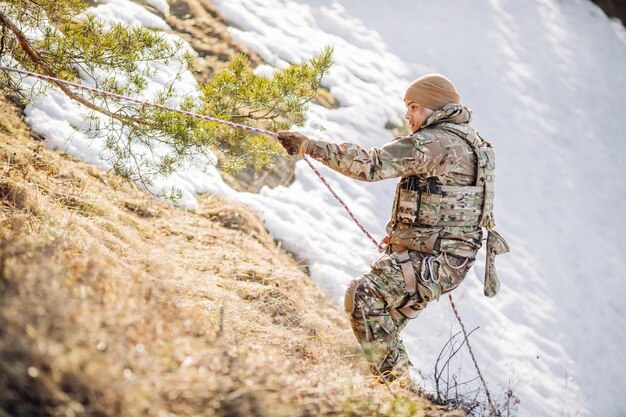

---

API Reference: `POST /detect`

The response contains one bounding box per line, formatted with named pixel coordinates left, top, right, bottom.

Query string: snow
left=11, top=0, right=626, bottom=416
left=214, top=1, right=626, bottom=416
left=88, top=0, right=169, bottom=29
left=144, top=0, right=170, bottom=16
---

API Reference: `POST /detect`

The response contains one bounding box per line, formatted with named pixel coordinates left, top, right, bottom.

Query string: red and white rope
left=0, top=65, right=382, bottom=250
left=448, top=294, right=499, bottom=416
left=301, top=156, right=383, bottom=251
left=0, top=66, right=273, bottom=137
left=0, top=65, right=495, bottom=412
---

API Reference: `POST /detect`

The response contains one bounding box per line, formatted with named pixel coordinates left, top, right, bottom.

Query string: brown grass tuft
left=123, top=199, right=160, bottom=218
left=0, top=179, right=40, bottom=214
left=197, top=195, right=267, bottom=237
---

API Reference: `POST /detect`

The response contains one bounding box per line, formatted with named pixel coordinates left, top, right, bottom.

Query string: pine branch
left=0, top=10, right=147, bottom=126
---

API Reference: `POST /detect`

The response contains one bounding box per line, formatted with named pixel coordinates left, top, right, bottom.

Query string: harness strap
left=393, top=250, right=422, bottom=319
left=439, top=123, right=496, bottom=229
left=395, top=250, right=416, bottom=295
left=397, top=304, right=421, bottom=319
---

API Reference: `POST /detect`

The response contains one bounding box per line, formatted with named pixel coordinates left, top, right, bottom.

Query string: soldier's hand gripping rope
left=277, top=131, right=313, bottom=156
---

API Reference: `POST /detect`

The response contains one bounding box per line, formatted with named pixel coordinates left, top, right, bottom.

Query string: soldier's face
left=404, top=100, right=431, bottom=132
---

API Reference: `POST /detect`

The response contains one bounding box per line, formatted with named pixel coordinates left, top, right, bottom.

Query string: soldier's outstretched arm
left=278, top=131, right=446, bottom=182
left=277, top=130, right=447, bottom=182
left=309, top=138, right=417, bottom=181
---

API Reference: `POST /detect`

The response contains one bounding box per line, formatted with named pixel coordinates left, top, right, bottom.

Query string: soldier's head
left=404, top=73, right=460, bottom=132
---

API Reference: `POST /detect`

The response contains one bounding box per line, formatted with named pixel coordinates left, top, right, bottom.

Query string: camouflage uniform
left=308, top=104, right=509, bottom=380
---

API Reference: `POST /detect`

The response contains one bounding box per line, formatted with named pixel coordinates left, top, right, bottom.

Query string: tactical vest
left=389, top=122, right=509, bottom=297
left=394, top=123, right=495, bottom=230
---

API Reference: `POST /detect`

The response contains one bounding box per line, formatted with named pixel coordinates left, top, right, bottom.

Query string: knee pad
left=344, top=279, right=360, bottom=314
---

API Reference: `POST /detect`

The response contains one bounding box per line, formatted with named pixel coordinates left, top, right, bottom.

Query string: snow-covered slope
left=214, top=1, right=626, bottom=416
left=12, top=0, right=626, bottom=415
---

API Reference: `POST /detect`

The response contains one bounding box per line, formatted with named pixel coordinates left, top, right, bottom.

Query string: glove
left=277, top=130, right=315, bottom=156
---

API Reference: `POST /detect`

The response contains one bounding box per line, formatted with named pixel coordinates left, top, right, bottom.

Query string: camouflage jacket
left=309, top=103, right=484, bottom=257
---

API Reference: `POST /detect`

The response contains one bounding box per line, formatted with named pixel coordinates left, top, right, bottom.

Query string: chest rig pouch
left=392, top=123, right=509, bottom=298
left=396, top=124, right=495, bottom=229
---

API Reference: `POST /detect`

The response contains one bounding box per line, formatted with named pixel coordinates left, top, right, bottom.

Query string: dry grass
left=0, top=97, right=464, bottom=416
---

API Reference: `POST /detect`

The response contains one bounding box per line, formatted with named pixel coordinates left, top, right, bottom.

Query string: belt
left=391, top=239, right=476, bottom=260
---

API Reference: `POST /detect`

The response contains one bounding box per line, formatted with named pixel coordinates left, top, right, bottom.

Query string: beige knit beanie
left=404, top=73, right=460, bottom=110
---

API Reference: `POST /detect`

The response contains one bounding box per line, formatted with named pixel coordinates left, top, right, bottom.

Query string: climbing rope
left=0, top=65, right=383, bottom=250
left=300, top=156, right=383, bottom=251
left=448, top=294, right=499, bottom=416
left=0, top=65, right=496, bottom=414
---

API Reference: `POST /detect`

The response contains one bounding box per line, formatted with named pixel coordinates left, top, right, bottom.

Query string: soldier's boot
left=371, top=337, right=411, bottom=382
left=345, top=275, right=413, bottom=378
left=350, top=304, right=411, bottom=379
left=392, top=372, right=421, bottom=394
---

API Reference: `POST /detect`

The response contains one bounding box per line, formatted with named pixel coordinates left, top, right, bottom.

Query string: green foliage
left=0, top=0, right=333, bottom=199
left=202, top=48, right=333, bottom=171
left=2, top=0, right=87, bottom=24
left=40, top=16, right=188, bottom=89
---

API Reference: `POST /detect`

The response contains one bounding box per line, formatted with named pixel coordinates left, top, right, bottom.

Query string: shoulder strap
left=438, top=123, right=495, bottom=229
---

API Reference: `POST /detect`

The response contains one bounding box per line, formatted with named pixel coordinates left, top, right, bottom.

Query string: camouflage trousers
left=344, top=250, right=474, bottom=381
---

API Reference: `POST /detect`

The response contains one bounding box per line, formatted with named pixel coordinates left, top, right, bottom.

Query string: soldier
left=277, top=74, right=509, bottom=382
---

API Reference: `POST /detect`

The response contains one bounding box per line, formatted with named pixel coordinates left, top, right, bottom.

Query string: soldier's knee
left=344, top=278, right=361, bottom=314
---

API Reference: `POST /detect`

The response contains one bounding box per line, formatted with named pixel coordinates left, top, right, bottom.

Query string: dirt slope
left=0, top=96, right=465, bottom=416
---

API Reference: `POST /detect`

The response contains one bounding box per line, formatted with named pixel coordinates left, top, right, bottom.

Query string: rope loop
left=444, top=252, right=470, bottom=270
